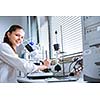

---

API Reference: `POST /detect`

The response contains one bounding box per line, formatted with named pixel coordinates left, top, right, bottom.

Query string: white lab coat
left=0, top=43, right=38, bottom=83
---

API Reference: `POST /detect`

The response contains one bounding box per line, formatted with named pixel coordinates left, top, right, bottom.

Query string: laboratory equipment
left=25, top=42, right=34, bottom=52
left=27, top=71, right=54, bottom=79
left=82, top=16, right=100, bottom=82
left=68, top=57, right=83, bottom=76
left=24, top=42, right=42, bottom=64
left=53, top=30, right=62, bottom=72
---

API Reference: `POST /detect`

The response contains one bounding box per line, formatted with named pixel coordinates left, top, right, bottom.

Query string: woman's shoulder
left=0, top=42, right=10, bottom=48
left=0, top=43, right=15, bottom=55
left=0, top=43, right=12, bottom=52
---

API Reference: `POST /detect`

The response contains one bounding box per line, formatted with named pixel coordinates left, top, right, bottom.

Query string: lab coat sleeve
left=0, top=43, right=39, bottom=74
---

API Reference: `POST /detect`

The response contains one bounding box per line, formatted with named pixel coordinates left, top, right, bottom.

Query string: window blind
left=50, top=16, right=83, bottom=57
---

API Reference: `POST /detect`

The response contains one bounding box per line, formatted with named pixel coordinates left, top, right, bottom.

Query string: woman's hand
left=43, top=59, right=50, bottom=67
left=38, top=59, right=50, bottom=71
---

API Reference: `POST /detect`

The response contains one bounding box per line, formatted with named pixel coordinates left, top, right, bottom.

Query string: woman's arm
left=0, top=43, right=35, bottom=74
left=0, top=43, right=50, bottom=74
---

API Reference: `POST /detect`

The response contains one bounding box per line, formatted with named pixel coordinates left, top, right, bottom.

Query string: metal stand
left=60, top=25, right=65, bottom=76
left=53, top=31, right=61, bottom=72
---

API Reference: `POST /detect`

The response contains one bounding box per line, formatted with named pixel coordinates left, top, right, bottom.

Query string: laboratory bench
left=17, top=73, right=86, bottom=83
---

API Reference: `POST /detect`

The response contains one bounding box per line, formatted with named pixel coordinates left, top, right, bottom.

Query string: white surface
left=17, top=77, right=46, bottom=83
left=27, top=71, right=53, bottom=77
left=17, top=76, right=86, bottom=83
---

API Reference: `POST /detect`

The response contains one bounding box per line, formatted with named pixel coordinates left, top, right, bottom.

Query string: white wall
left=0, top=16, right=28, bottom=42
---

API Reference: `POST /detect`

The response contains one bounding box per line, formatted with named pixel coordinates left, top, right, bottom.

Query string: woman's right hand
left=38, top=65, right=48, bottom=71
left=38, top=59, right=50, bottom=71
left=43, top=59, right=50, bottom=67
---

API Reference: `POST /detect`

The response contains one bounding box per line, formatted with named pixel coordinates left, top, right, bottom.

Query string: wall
left=0, top=16, right=28, bottom=42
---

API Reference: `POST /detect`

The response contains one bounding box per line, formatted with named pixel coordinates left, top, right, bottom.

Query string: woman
left=0, top=25, right=49, bottom=83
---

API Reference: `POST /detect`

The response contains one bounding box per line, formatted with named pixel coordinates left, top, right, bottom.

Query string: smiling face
left=7, top=29, right=25, bottom=49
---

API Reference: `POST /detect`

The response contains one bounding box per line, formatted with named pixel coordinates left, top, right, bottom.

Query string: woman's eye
left=21, top=36, right=24, bottom=39
left=15, top=34, right=24, bottom=39
left=16, top=34, right=19, bottom=36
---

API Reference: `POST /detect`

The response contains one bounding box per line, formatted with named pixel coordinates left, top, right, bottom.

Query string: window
left=50, top=16, right=83, bottom=58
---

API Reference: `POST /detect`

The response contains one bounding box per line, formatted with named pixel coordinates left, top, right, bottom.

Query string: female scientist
left=0, top=25, right=49, bottom=83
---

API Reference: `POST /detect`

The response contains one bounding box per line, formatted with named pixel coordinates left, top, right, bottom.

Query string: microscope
left=25, top=42, right=42, bottom=64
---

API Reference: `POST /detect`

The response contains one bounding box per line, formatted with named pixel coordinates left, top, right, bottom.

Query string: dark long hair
left=3, top=25, right=24, bottom=52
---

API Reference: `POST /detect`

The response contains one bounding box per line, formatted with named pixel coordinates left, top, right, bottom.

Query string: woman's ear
left=7, top=32, right=11, bottom=38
